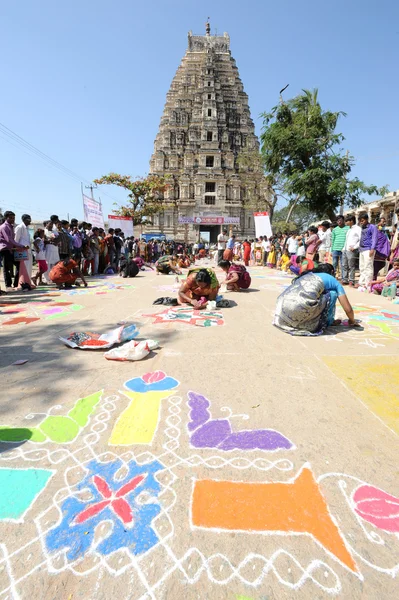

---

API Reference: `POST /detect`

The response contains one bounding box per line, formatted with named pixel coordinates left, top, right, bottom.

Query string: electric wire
left=0, top=121, right=121, bottom=205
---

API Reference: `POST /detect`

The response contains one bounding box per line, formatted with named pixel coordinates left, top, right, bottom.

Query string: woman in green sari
left=178, top=267, right=220, bottom=308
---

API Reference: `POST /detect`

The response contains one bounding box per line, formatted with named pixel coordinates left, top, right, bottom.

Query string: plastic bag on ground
left=104, top=339, right=159, bottom=361
left=60, top=324, right=139, bottom=349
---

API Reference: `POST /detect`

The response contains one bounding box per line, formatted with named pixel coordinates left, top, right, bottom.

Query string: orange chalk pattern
left=3, top=317, right=40, bottom=326
left=191, top=465, right=357, bottom=573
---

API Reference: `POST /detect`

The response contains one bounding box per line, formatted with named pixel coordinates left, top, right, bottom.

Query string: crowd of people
left=1, top=210, right=398, bottom=336
left=0, top=211, right=203, bottom=292
left=214, top=215, right=399, bottom=298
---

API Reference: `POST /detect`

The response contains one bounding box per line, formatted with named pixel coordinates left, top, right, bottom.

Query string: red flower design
left=74, top=474, right=146, bottom=525
left=142, top=371, right=166, bottom=385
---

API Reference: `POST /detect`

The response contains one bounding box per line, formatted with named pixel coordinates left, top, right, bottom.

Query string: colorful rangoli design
left=0, top=371, right=398, bottom=598
left=0, top=300, right=83, bottom=326
left=46, top=458, right=163, bottom=560
left=144, top=306, right=224, bottom=327
left=187, top=391, right=294, bottom=451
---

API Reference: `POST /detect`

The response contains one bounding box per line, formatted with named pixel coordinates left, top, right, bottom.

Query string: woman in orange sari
left=177, top=252, right=191, bottom=269
left=242, top=239, right=251, bottom=266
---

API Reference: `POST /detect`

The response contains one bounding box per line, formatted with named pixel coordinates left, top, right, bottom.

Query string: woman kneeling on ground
left=273, top=264, right=358, bottom=336
left=177, top=252, right=191, bottom=269
left=178, top=267, right=219, bottom=308
left=49, top=258, right=87, bottom=289
left=155, top=254, right=182, bottom=275
left=369, top=259, right=399, bottom=298
left=219, top=260, right=251, bottom=291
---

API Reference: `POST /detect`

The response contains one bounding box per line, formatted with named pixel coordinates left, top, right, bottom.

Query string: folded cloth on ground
left=60, top=324, right=138, bottom=349
left=104, top=339, right=159, bottom=361
left=216, top=299, right=230, bottom=308
left=153, top=297, right=179, bottom=306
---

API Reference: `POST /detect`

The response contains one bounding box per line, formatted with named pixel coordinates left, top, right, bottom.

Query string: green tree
left=272, top=204, right=318, bottom=233
left=260, top=89, right=388, bottom=221
left=93, top=173, right=171, bottom=226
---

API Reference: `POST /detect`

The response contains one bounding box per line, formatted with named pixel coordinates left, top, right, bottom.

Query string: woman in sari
left=305, top=226, right=320, bottom=260
left=98, top=231, right=107, bottom=274
left=273, top=264, right=358, bottom=336
left=242, top=239, right=251, bottom=266
left=177, top=252, right=191, bottom=269
left=219, top=260, right=251, bottom=291
left=267, top=240, right=277, bottom=268
left=178, top=267, right=219, bottom=308
left=155, top=254, right=181, bottom=275
left=369, top=259, right=399, bottom=297
left=390, top=224, right=399, bottom=262
left=289, top=255, right=317, bottom=276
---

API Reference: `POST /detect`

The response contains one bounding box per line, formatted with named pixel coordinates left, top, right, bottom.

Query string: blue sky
left=1, top=0, right=398, bottom=223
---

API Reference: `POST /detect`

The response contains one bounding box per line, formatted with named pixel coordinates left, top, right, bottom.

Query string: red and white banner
left=108, top=215, right=134, bottom=237
left=253, top=211, right=273, bottom=239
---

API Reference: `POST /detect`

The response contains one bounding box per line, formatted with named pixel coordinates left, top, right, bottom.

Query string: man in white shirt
left=217, top=229, right=227, bottom=265
left=287, top=234, right=298, bottom=255
left=342, top=215, right=361, bottom=286
left=14, top=214, right=33, bottom=277
left=318, top=221, right=332, bottom=264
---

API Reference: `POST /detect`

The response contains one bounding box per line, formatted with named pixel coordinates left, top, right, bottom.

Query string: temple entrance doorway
left=199, top=225, right=219, bottom=244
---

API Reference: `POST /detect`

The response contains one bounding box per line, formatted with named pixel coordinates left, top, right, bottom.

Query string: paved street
left=0, top=265, right=398, bottom=599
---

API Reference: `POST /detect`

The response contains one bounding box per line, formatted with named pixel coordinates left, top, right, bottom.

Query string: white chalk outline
left=0, top=379, right=397, bottom=598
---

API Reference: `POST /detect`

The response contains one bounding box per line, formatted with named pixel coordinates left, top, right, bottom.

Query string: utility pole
left=85, top=184, right=97, bottom=200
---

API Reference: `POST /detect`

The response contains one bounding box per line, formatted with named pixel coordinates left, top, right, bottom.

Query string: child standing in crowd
left=267, top=238, right=277, bottom=268
left=32, top=229, right=48, bottom=286
left=277, top=248, right=290, bottom=272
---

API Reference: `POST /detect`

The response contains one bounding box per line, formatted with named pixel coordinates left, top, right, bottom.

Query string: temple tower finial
left=205, top=17, right=210, bottom=36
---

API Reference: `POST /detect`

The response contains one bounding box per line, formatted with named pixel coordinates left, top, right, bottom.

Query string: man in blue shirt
left=357, top=213, right=378, bottom=289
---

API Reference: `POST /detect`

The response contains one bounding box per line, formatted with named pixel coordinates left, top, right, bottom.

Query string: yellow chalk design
left=323, top=356, right=399, bottom=435
left=109, top=390, right=171, bottom=445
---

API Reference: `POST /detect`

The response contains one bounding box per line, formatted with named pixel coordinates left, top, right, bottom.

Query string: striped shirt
left=58, top=230, right=71, bottom=256
left=331, top=225, right=349, bottom=251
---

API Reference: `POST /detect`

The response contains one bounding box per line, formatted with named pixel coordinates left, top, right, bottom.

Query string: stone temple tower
left=148, top=22, right=268, bottom=243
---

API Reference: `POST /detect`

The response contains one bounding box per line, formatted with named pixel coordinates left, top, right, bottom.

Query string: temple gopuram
left=148, top=21, right=269, bottom=242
